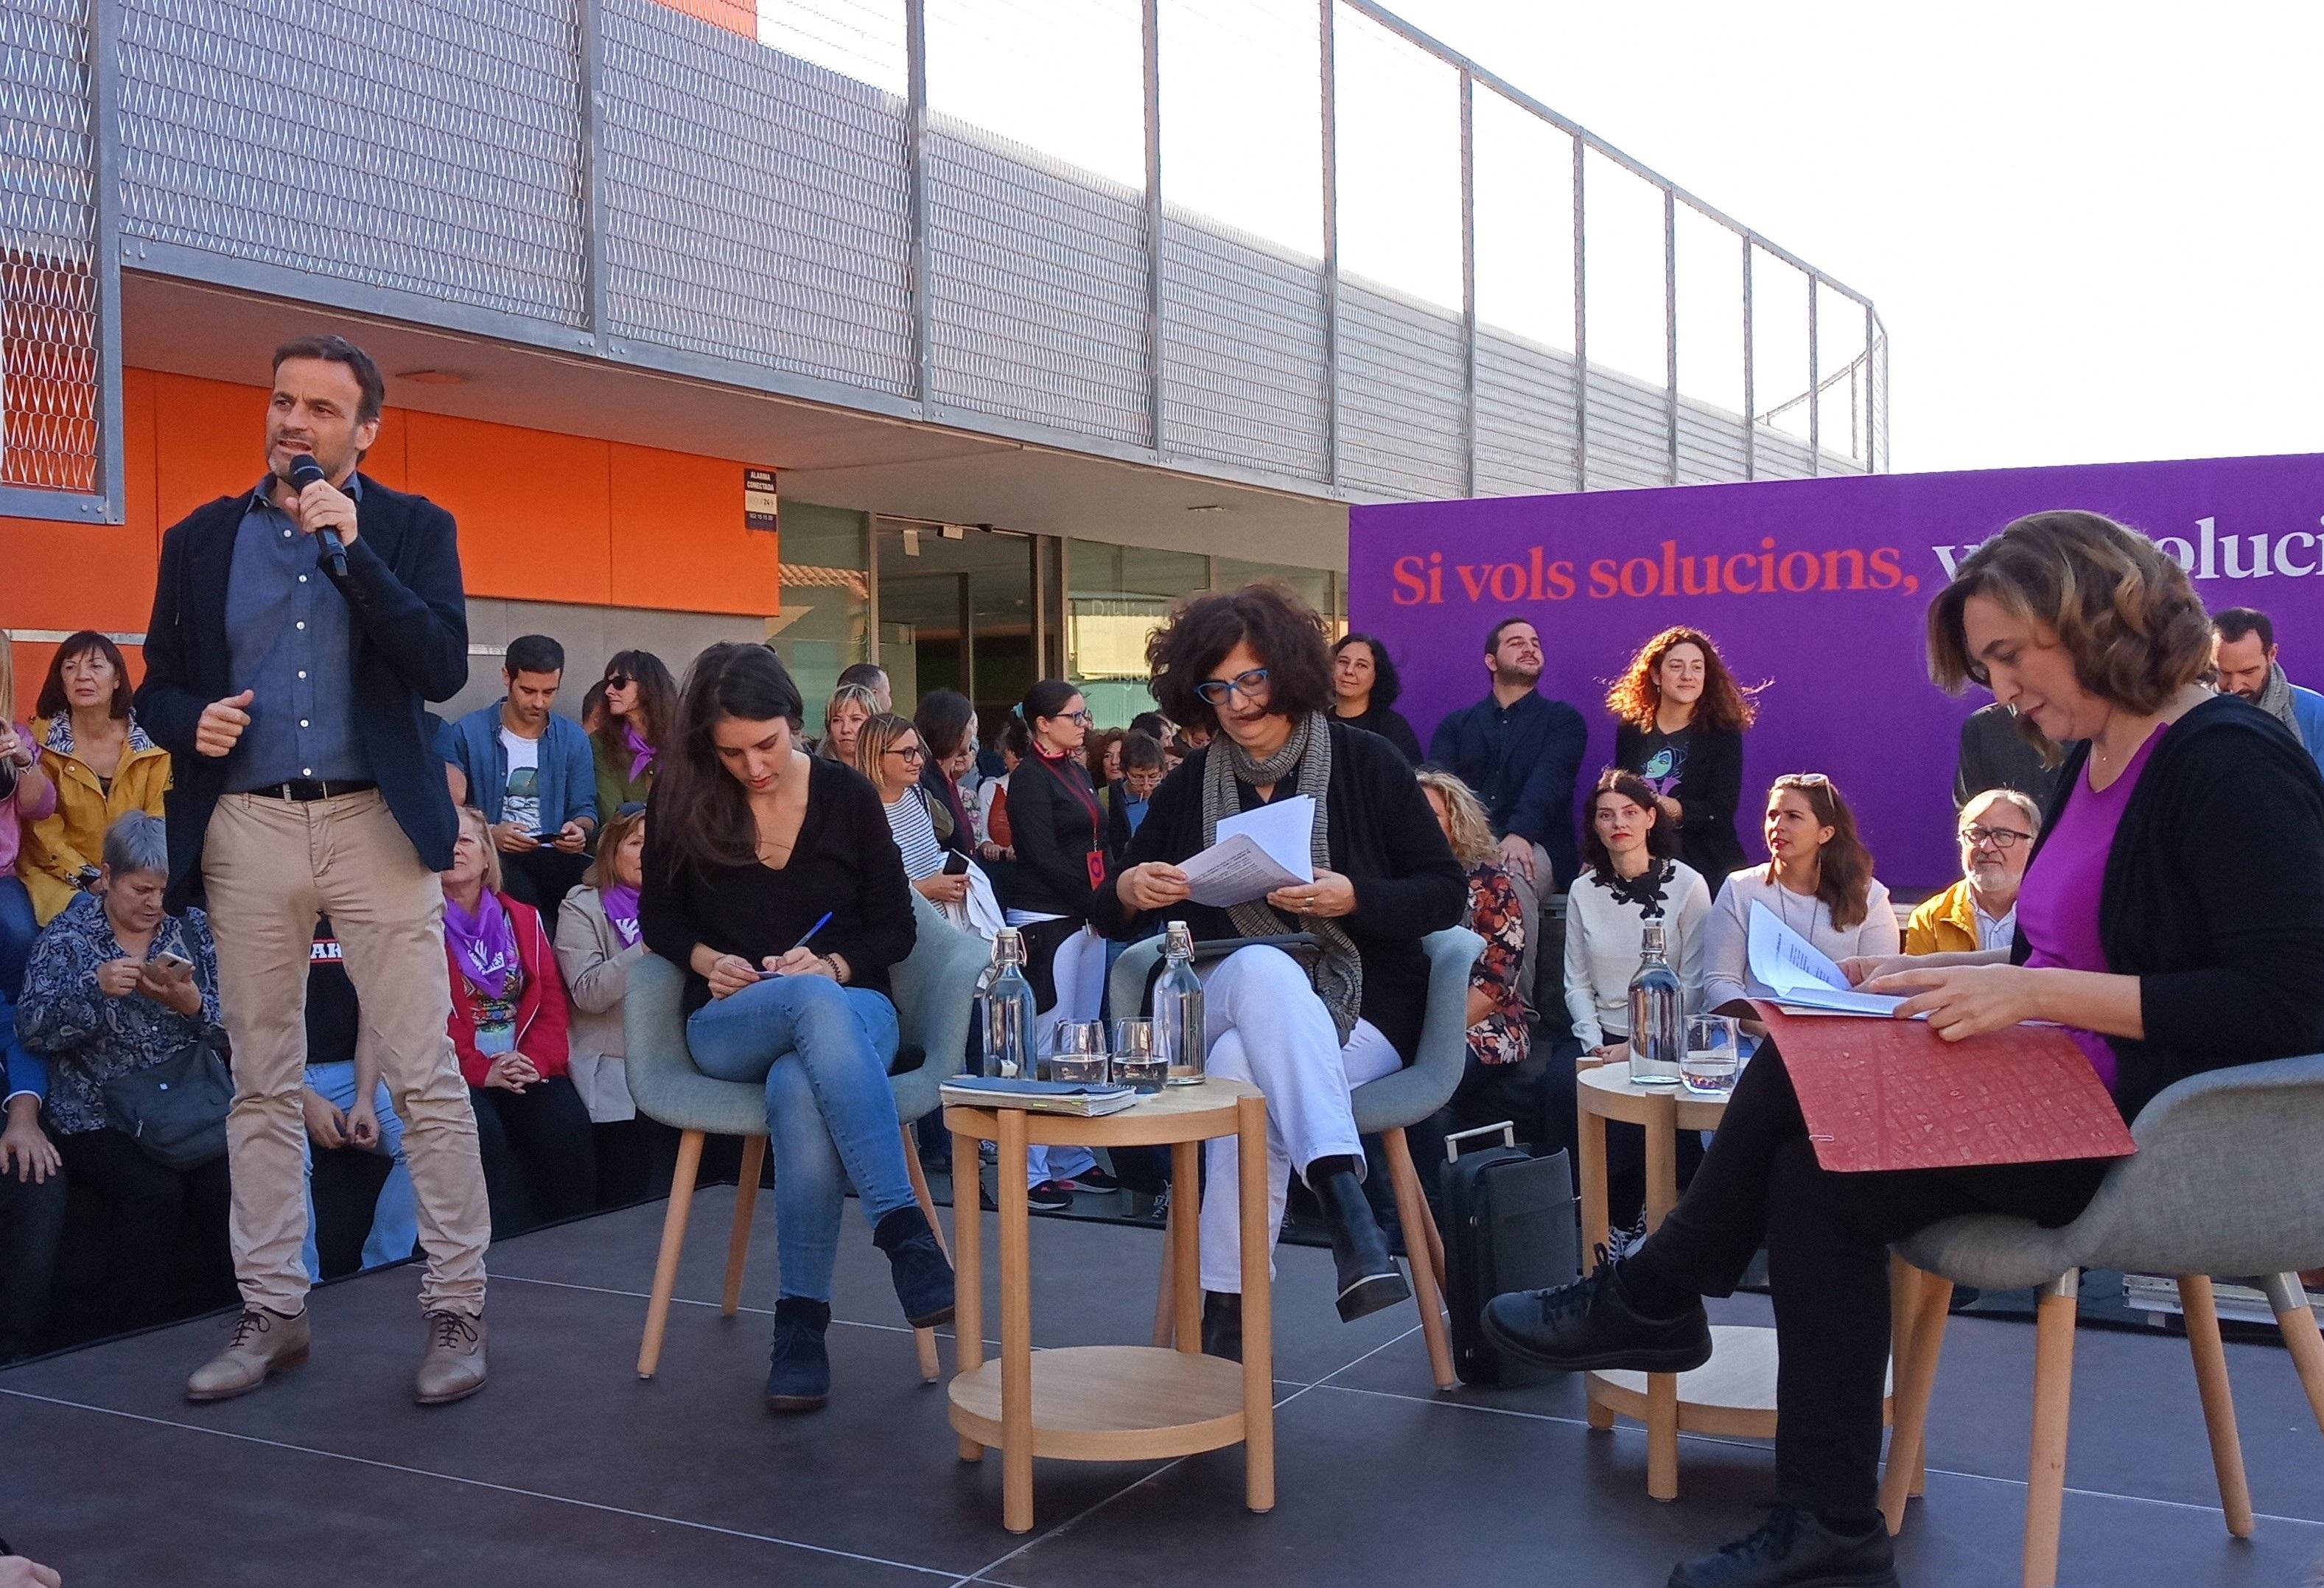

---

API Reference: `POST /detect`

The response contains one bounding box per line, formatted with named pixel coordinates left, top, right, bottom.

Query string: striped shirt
left=883, top=788, right=947, bottom=881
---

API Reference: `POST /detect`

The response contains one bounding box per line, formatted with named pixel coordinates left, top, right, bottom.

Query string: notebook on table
left=940, top=1077, right=1141, bottom=1117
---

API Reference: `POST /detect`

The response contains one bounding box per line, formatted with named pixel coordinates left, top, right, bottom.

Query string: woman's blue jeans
left=686, top=974, right=914, bottom=1304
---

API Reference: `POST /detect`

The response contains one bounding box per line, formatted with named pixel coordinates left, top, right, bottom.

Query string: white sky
left=763, top=0, right=2324, bottom=476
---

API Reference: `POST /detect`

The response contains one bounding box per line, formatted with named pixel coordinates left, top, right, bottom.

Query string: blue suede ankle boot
left=764, top=1296, right=831, bottom=1414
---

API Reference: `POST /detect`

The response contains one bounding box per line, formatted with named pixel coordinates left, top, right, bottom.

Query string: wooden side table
left=1575, top=1063, right=1896, bottom=1501
left=945, top=1077, right=1275, bottom=1535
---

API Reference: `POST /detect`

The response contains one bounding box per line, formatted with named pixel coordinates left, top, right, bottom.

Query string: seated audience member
left=300, top=917, right=418, bottom=1280
left=1701, top=774, right=1899, bottom=1021
left=1906, top=789, right=2040, bottom=955
left=815, top=682, right=878, bottom=767
left=640, top=643, right=952, bottom=1414
left=1413, top=768, right=1533, bottom=1133
left=837, top=660, right=893, bottom=713
left=1953, top=699, right=2060, bottom=811
left=913, top=689, right=981, bottom=862
left=1486, top=509, right=2324, bottom=1587
left=1103, top=731, right=1166, bottom=866
left=2212, top=606, right=2324, bottom=770
left=1, top=1027, right=66, bottom=1361
left=1329, top=632, right=1425, bottom=765
left=589, top=649, right=676, bottom=825
left=858, top=715, right=973, bottom=917
left=556, top=806, right=673, bottom=1209
left=1103, top=584, right=1465, bottom=1361
left=0, top=632, right=58, bottom=998
left=448, top=635, right=598, bottom=916
left=438, top=805, right=596, bottom=1235
left=1608, top=626, right=1753, bottom=887
left=19, top=632, right=171, bottom=926
left=15, top=814, right=232, bottom=1330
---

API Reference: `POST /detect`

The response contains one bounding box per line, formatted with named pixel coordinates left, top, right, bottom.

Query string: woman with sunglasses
left=590, top=651, right=676, bottom=828
left=1104, top=584, right=1466, bottom=1357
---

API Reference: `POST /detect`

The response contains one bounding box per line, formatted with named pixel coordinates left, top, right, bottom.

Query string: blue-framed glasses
left=1194, top=667, right=1271, bottom=706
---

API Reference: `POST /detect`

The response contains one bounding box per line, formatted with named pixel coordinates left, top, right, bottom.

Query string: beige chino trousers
left=203, top=790, right=489, bottom=1317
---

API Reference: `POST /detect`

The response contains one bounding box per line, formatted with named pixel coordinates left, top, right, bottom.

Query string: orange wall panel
left=153, top=371, right=268, bottom=528
left=0, top=367, right=161, bottom=637
left=404, top=411, right=613, bottom=606
left=609, top=443, right=780, bottom=617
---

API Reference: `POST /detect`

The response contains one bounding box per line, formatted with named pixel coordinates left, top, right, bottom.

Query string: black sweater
left=640, top=757, right=917, bottom=1018
left=1004, top=749, right=1107, bottom=923
left=1614, top=721, right=1747, bottom=884
left=1097, top=721, right=1467, bottom=1061
left=2012, top=694, right=2324, bottom=1123
left=1333, top=702, right=1424, bottom=766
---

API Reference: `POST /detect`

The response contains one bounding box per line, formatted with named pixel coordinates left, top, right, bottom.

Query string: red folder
left=1751, top=1004, right=2138, bottom=1174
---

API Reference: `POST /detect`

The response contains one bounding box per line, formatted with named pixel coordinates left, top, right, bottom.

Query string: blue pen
left=791, top=912, right=834, bottom=954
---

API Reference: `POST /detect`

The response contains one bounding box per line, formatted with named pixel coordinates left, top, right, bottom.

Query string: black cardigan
left=1333, top=701, right=1424, bottom=766
left=137, top=475, right=468, bottom=910
left=640, top=757, right=917, bottom=1018
left=2012, top=694, right=2324, bottom=1122
left=1004, top=749, right=1107, bottom=923
left=1614, top=720, right=1746, bottom=885
left=1097, top=721, right=1467, bottom=1061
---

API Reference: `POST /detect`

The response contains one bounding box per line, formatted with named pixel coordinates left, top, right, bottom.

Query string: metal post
left=1570, top=136, right=1586, bottom=492
left=91, top=0, right=126, bottom=524
left=1864, top=301, right=1878, bottom=472
left=1458, top=71, right=1476, bottom=498
left=1807, top=276, right=1820, bottom=477
left=1142, top=0, right=1166, bottom=458
left=576, top=0, right=610, bottom=355
left=906, top=0, right=935, bottom=419
left=1320, top=0, right=1340, bottom=493
left=1662, top=185, right=1678, bottom=487
left=1740, top=236, right=1754, bottom=482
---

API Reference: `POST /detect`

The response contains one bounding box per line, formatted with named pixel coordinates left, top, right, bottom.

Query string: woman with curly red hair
left=1606, top=626, right=1754, bottom=886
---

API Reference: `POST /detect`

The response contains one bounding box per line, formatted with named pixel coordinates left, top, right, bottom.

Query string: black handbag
left=103, top=1039, right=233, bottom=1171
left=1440, top=1124, right=1580, bottom=1386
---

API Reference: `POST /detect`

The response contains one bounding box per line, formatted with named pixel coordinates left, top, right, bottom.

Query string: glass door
left=873, top=522, right=1037, bottom=730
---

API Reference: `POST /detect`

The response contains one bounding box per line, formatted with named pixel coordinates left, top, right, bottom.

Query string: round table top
left=1577, top=1060, right=1734, bottom=1131
left=944, top=1075, right=1262, bottom=1148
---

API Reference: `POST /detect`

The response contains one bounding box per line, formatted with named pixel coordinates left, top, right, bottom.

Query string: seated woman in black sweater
left=1487, top=511, right=2324, bottom=1588
left=1103, top=585, right=1467, bottom=1357
left=638, top=643, right=953, bottom=1415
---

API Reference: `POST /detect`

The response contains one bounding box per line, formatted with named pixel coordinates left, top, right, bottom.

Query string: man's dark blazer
left=136, top=473, right=469, bottom=911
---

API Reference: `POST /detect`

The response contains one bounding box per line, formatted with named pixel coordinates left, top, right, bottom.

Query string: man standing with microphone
left=138, top=334, right=494, bottom=1405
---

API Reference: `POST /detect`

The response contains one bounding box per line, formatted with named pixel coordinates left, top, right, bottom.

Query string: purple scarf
left=622, top=723, right=655, bottom=784
left=446, top=889, right=520, bottom=999
left=600, top=883, right=642, bottom=947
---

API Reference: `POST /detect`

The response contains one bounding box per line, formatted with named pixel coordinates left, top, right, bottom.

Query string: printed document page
left=1180, top=795, right=1316, bottom=909
left=1746, top=901, right=1911, bottom=1017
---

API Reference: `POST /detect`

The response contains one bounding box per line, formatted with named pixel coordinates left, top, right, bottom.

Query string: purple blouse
left=2016, top=725, right=2167, bottom=1090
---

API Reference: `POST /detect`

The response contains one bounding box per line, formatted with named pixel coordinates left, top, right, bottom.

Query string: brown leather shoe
left=415, top=1309, right=487, bottom=1405
left=186, top=1309, right=311, bottom=1402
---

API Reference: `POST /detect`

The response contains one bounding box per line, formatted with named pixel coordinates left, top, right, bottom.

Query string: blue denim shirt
left=223, top=475, right=373, bottom=790
left=447, top=702, right=598, bottom=833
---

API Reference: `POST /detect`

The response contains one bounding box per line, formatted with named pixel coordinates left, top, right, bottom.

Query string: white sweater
left=1700, top=868, right=1900, bottom=1014
left=1561, top=860, right=1715, bottom=1049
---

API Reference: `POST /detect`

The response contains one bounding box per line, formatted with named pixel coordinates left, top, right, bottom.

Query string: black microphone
left=287, top=454, right=349, bottom=579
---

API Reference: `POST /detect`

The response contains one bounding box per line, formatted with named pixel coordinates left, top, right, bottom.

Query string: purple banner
left=1351, top=452, right=2324, bottom=889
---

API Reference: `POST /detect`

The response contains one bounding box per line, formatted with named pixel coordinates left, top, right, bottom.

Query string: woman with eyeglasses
left=1104, top=584, right=1466, bottom=1360
left=855, top=713, right=970, bottom=914
left=590, top=650, right=676, bottom=829
left=1698, top=772, right=1898, bottom=1024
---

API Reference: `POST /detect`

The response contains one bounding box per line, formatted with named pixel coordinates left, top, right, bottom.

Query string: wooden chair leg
left=2177, top=1276, right=2253, bottom=1538
left=2263, top=1273, right=2324, bottom=1436
left=637, top=1129, right=705, bottom=1380
left=2021, top=1270, right=2079, bottom=1588
left=1382, top=1127, right=1455, bottom=1391
left=1880, top=1267, right=1954, bottom=1534
left=914, top=1325, right=940, bottom=1383
left=900, top=1123, right=952, bottom=1262
left=722, top=1135, right=766, bottom=1318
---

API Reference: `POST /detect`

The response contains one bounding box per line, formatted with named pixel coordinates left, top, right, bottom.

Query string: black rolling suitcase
left=1440, top=1124, right=1580, bottom=1386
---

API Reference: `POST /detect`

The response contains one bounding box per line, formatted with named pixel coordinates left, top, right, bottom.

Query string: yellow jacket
left=1903, top=879, right=1983, bottom=956
left=17, top=715, right=173, bottom=924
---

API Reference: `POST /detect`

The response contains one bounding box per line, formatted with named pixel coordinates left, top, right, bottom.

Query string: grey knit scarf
left=2255, top=661, right=2302, bottom=736
left=1201, top=711, right=1362, bottom=1045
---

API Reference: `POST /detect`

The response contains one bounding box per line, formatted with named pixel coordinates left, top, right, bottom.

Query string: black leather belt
left=248, top=779, right=377, bottom=802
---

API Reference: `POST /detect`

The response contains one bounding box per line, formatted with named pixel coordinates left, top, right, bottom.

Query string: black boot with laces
left=1478, top=1247, right=1712, bottom=1374
left=1667, top=1504, right=1898, bottom=1588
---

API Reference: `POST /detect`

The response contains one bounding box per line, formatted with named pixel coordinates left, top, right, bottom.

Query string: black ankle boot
left=1200, top=1291, right=1242, bottom=1363
left=1307, top=1155, right=1411, bottom=1323
left=1667, top=1504, right=1897, bottom=1587
left=765, top=1297, right=831, bottom=1414
left=872, top=1205, right=956, bottom=1329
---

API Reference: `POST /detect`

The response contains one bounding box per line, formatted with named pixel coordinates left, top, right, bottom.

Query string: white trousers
left=1029, top=926, right=1107, bottom=1186
left=1199, top=945, right=1401, bottom=1293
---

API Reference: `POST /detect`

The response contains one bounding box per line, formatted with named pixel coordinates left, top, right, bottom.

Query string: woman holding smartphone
left=641, top=643, right=951, bottom=1413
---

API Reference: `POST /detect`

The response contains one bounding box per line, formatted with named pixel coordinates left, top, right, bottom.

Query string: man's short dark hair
left=1120, top=730, right=1164, bottom=770
left=838, top=662, right=888, bottom=692
left=504, top=634, right=565, bottom=677
left=1129, top=710, right=1169, bottom=741
left=272, top=335, right=386, bottom=426
left=2213, top=607, right=2274, bottom=650
left=1485, top=616, right=1535, bottom=655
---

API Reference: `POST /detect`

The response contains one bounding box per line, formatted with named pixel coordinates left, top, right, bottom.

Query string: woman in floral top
left=1415, top=769, right=1530, bottom=1071
left=15, top=812, right=231, bottom=1327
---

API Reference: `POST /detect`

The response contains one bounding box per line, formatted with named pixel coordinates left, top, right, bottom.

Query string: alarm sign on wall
left=744, top=467, right=779, bottom=534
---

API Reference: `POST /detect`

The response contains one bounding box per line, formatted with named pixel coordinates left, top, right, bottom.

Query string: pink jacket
left=1, top=721, right=60, bottom=876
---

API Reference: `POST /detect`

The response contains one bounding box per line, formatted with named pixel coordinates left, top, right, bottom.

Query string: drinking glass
left=1050, top=1021, right=1110, bottom=1085
left=1681, top=1015, right=1741, bottom=1098
left=1110, top=1018, right=1166, bottom=1094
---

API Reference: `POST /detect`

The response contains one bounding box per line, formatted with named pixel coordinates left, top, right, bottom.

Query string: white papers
left=1745, top=901, right=1911, bottom=1018
left=1180, top=795, right=1316, bottom=908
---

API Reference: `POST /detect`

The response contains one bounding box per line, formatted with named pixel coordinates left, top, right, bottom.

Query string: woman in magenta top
left=1480, top=511, right=2324, bottom=1588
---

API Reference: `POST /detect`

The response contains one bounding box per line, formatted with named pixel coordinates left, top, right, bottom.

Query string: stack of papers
left=941, top=1077, right=1141, bottom=1117
left=1745, top=902, right=1912, bottom=1017
left=1178, top=795, right=1316, bottom=909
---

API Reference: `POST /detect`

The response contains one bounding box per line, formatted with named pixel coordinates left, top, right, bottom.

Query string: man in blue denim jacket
left=447, top=634, right=597, bottom=914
